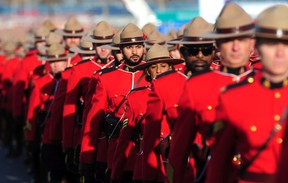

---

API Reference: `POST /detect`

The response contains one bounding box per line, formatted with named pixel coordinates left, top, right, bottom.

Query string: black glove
left=64, top=148, right=78, bottom=174
left=79, top=163, right=95, bottom=183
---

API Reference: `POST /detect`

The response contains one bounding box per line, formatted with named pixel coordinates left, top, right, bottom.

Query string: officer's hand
left=79, top=163, right=95, bottom=182
left=64, top=148, right=78, bottom=174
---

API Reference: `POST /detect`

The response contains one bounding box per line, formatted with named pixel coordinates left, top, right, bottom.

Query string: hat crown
left=183, top=16, right=214, bottom=38
left=166, top=29, right=178, bottom=42
left=120, top=23, right=144, bottom=41
left=64, top=17, right=83, bottom=31
left=42, top=19, right=56, bottom=32
left=3, top=40, right=17, bottom=53
left=142, top=23, right=158, bottom=36
left=47, top=43, right=65, bottom=56
left=146, top=30, right=166, bottom=44
left=80, top=39, right=93, bottom=49
left=256, top=5, right=288, bottom=31
left=146, top=44, right=170, bottom=61
left=35, top=26, right=50, bottom=38
left=46, top=32, right=63, bottom=45
left=92, top=21, right=114, bottom=38
left=216, top=3, right=253, bottom=29
left=112, top=29, right=122, bottom=44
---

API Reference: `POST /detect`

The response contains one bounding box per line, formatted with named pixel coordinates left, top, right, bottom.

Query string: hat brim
left=55, top=29, right=86, bottom=37
left=69, top=46, right=96, bottom=54
left=255, top=33, right=288, bottom=40
left=100, top=44, right=120, bottom=50
left=201, top=29, right=255, bottom=39
left=82, top=35, right=113, bottom=44
left=169, top=40, right=215, bottom=45
left=119, top=40, right=144, bottom=45
left=39, top=53, right=74, bottom=62
left=134, top=58, right=184, bottom=70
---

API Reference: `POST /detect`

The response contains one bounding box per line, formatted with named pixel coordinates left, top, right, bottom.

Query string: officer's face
left=36, top=41, right=46, bottom=56
left=147, top=62, right=172, bottom=79
left=169, top=48, right=182, bottom=59
left=217, top=36, right=255, bottom=68
left=180, top=44, right=214, bottom=72
left=65, top=37, right=81, bottom=49
left=258, top=39, right=288, bottom=80
left=95, top=46, right=112, bottom=59
left=49, top=60, right=67, bottom=74
left=122, top=43, right=144, bottom=66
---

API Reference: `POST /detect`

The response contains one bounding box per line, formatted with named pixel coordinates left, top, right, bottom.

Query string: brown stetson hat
left=40, top=43, right=73, bottom=62
left=120, top=23, right=144, bottom=45
left=202, top=3, right=254, bottom=39
left=100, top=29, right=122, bottom=50
left=70, top=38, right=96, bottom=54
left=55, top=17, right=85, bottom=37
left=34, top=26, right=50, bottom=43
left=38, top=32, right=63, bottom=51
left=142, top=23, right=158, bottom=37
left=170, top=17, right=214, bottom=45
left=255, top=5, right=288, bottom=40
left=83, top=21, right=114, bottom=44
left=3, top=40, right=17, bottom=54
left=41, top=19, right=57, bottom=32
left=145, top=30, right=166, bottom=49
left=165, top=29, right=178, bottom=51
left=134, top=44, right=184, bottom=70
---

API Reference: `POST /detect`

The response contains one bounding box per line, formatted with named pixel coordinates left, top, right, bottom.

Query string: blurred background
left=0, top=0, right=287, bottom=41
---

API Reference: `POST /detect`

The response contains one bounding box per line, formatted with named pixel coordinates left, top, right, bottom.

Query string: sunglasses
left=185, top=46, right=214, bottom=56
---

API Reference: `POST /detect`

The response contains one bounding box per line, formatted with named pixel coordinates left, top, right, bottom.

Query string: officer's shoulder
left=222, top=72, right=256, bottom=94
left=188, top=69, right=212, bottom=80
left=95, top=66, right=118, bottom=76
left=74, top=59, right=91, bottom=66
left=130, top=85, right=150, bottom=93
left=155, top=70, right=177, bottom=79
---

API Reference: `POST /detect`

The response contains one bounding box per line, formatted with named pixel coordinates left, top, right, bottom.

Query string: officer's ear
left=145, top=68, right=150, bottom=76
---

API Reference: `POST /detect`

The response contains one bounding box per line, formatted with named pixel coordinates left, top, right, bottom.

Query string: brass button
left=207, top=105, right=212, bottom=110
left=276, top=138, right=283, bottom=144
left=250, top=125, right=257, bottom=132
left=174, top=104, right=178, bottom=107
left=275, top=92, right=281, bottom=99
left=232, top=77, right=237, bottom=82
left=247, top=77, right=254, bottom=83
left=274, top=115, right=280, bottom=121
left=161, top=132, right=164, bottom=136
left=44, top=93, right=48, bottom=96
left=115, top=94, right=118, bottom=97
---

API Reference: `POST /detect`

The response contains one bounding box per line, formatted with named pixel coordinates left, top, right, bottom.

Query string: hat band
left=35, top=36, right=46, bottom=40
left=182, top=36, right=214, bottom=42
left=148, top=56, right=171, bottom=62
left=80, top=46, right=94, bottom=51
left=64, top=29, right=84, bottom=34
left=92, top=34, right=114, bottom=40
left=47, top=53, right=67, bottom=59
left=121, top=37, right=144, bottom=43
left=216, top=23, right=254, bottom=34
left=145, top=41, right=166, bottom=46
left=256, top=27, right=288, bottom=37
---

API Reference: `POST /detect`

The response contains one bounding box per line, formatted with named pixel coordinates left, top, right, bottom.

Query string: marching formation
left=0, top=2, right=288, bottom=183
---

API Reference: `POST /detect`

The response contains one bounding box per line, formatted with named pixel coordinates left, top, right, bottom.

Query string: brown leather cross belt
left=239, top=172, right=274, bottom=183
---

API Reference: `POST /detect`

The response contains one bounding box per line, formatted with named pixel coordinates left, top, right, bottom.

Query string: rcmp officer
left=1, top=40, right=22, bottom=157
left=206, top=4, right=288, bottom=183
left=167, top=3, right=255, bottom=183
left=80, top=23, right=150, bottom=182
left=111, top=44, right=184, bottom=183
left=61, top=21, right=115, bottom=182
left=169, top=16, right=216, bottom=77
left=26, top=43, right=73, bottom=183
left=56, top=17, right=85, bottom=67
left=138, top=45, right=187, bottom=182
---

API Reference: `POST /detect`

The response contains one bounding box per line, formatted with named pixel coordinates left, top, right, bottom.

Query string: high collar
left=261, top=77, right=288, bottom=89
left=220, top=65, right=248, bottom=75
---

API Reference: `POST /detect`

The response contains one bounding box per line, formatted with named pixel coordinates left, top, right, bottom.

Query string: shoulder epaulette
left=155, top=70, right=176, bottom=79
left=95, top=66, right=117, bottom=75
left=188, top=69, right=212, bottom=79
left=74, top=59, right=91, bottom=66
left=222, top=70, right=256, bottom=93
left=130, top=85, right=150, bottom=93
